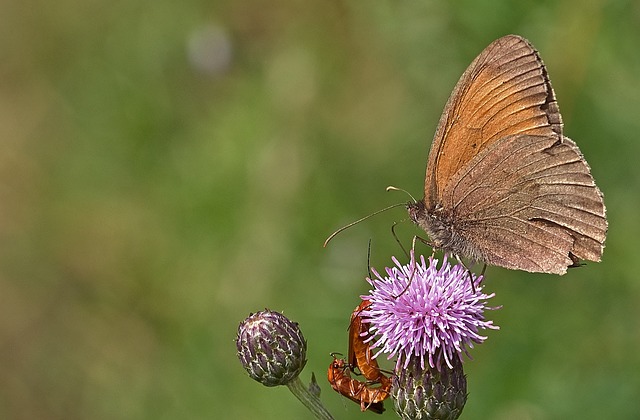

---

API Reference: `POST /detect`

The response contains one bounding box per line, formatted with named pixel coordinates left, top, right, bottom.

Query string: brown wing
left=424, top=35, right=563, bottom=209
left=444, top=134, right=606, bottom=274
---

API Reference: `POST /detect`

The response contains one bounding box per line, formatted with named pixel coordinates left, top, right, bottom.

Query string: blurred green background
left=1, top=0, right=639, bottom=419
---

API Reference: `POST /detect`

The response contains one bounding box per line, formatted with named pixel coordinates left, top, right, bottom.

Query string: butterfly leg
left=392, top=236, right=422, bottom=298
left=454, top=254, right=477, bottom=294
left=391, top=222, right=410, bottom=259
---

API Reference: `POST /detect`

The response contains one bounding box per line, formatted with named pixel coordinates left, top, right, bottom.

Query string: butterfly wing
left=444, top=134, right=606, bottom=274
left=424, top=35, right=563, bottom=209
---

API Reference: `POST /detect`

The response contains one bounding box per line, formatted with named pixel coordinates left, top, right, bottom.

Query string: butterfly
left=407, top=34, right=607, bottom=274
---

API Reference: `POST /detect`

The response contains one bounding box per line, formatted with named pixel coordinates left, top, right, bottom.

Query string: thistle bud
left=392, top=355, right=467, bottom=420
left=236, top=309, right=307, bottom=387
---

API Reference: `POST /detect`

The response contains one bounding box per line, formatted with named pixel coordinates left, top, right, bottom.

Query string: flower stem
left=286, top=376, right=335, bottom=420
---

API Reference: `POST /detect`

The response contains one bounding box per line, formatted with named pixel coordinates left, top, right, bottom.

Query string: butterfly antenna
left=323, top=203, right=406, bottom=247
left=386, top=185, right=417, bottom=203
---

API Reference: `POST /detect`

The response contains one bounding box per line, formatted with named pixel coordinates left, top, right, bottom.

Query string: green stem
left=286, top=376, right=335, bottom=420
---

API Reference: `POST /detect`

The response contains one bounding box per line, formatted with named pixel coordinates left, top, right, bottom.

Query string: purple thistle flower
left=362, top=252, right=499, bottom=372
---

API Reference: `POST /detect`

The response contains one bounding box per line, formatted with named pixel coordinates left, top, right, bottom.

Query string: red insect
left=327, top=355, right=391, bottom=414
left=328, top=300, right=391, bottom=413
left=348, top=300, right=383, bottom=382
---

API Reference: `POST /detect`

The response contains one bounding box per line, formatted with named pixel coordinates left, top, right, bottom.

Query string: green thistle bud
left=236, top=309, right=307, bottom=387
left=392, top=355, right=467, bottom=420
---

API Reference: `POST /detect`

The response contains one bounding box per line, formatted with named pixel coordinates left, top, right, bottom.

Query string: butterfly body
left=408, top=200, right=486, bottom=263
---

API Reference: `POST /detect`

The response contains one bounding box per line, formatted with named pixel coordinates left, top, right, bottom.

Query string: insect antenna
left=323, top=202, right=405, bottom=247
